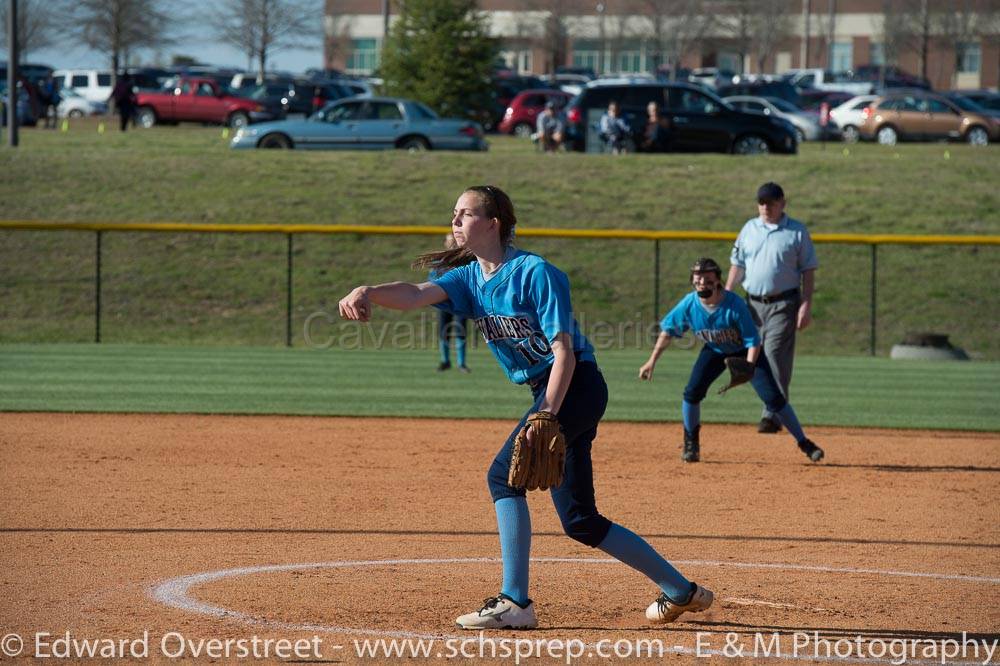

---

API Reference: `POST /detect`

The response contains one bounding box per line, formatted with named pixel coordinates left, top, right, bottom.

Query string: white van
left=54, top=69, right=113, bottom=105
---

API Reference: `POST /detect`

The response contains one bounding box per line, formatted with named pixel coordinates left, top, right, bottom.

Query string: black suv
left=564, top=81, right=798, bottom=154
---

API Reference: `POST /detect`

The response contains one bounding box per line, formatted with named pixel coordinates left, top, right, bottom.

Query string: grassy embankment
left=2, top=121, right=997, bottom=357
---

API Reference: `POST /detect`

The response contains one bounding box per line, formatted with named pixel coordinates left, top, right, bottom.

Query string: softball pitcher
left=339, top=186, right=712, bottom=629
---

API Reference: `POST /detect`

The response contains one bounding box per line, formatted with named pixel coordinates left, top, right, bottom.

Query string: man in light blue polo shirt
left=726, top=182, right=818, bottom=434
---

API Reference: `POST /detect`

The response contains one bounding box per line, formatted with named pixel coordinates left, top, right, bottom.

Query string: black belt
left=748, top=288, right=799, bottom=305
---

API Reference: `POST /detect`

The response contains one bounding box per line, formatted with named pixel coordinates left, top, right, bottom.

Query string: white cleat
left=455, top=594, right=538, bottom=630
left=646, top=584, right=714, bottom=624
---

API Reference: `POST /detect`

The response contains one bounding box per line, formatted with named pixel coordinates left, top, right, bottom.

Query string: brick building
left=324, top=0, right=999, bottom=90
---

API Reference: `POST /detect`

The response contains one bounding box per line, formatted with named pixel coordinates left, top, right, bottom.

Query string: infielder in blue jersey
left=339, top=186, right=713, bottom=630
left=639, top=258, right=824, bottom=463
left=430, top=234, right=469, bottom=373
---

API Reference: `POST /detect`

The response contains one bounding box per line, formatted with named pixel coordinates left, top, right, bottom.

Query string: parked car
left=797, top=89, right=853, bottom=112
left=0, top=84, right=37, bottom=126
left=853, top=64, right=931, bottom=91
left=127, top=67, right=174, bottom=91
left=303, top=81, right=368, bottom=112
left=951, top=90, right=1000, bottom=113
left=829, top=94, right=878, bottom=142
left=724, top=95, right=839, bottom=142
left=498, top=89, right=572, bottom=137
left=655, top=66, right=693, bottom=82
left=57, top=87, right=107, bottom=118
left=171, top=66, right=243, bottom=88
left=943, top=92, right=1000, bottom=120
left=717, top=80, right=800, bottom=106
left=0, top=62, right=53, bottom=85
left=785, top=68, right=875, bottom=96
left=555, top=65, right=596, bottom=80
left=233, top=83, right=290, bottom=120
left=563, top=80, right=797, bottom=154
left=542, top=73, right=591, bottom=87
left=489, top=74, right=550, bottom=131
left=687, top=67, right=736, bottom=90
left=134, top=77, right=277, bottom=128
left=860, top=91, right=1000, bottom=145
left=53, top=69, right=113, bottom=105
left=230, top=96, right=488, bottom=151
left=234, top=80, right=319, bottom=115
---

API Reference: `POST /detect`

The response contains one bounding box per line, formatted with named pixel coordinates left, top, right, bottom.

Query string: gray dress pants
left=748, top=295, right=800, bottom=421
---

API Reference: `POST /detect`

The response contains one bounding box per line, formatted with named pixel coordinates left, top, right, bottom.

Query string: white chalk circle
left=149, top=557, right=999, bottom=664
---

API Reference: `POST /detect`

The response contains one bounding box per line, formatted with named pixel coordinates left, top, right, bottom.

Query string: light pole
left=6, top=0, right=18, bottom=147
left=596, top=2, right=606, bottom=75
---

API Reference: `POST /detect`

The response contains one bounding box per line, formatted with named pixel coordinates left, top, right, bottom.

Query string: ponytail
left=412, top=245, right=477, bottom=271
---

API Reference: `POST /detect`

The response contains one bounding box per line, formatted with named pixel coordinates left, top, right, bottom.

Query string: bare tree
left=606, top=3, right=644, bottom=73
left=980, top=0, right=1000, bottom=85
left=637, top=0, right=670, bottom=72
left=896, top=0, right=936, bottom=80
left=322, top=4, right=353, bottom=73
left=210, top=0, right=318, bottom=81
left=519, top=0, right=573, bottom=74
left=0, top=0, right=67, bottom=60
left=725, top=0, right=753, bottom=73
left=875, top=0, right=910, bottom=77
left=937, top=0, right=987, bottom=86
left=721, top=0, right=792, bottom=74
left=65, top=0, right=174, bottom=75
left=748, top=0, right=792, bottom=73
left=809, top=0, right=836, bottom=69
left=637, top=0, right=714, bottom=80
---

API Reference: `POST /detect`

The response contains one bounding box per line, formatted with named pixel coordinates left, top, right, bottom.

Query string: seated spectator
left=641, top=101, right=671, bottom=152
left=534, top=101, right=564, bottom=152
left=599, top=101, right=630, bottom=154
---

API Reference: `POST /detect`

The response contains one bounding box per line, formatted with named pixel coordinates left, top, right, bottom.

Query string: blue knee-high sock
left=439, top=339, right=450, bottom=364
left=682, top=400, right=700, bottom=433
left=776, top=404, right=807, bottom=443
left=495, top=496, right=531, bottom=606
left=597, top=523, right=692, bottom=601
left=456, top=335, right=467, bottom=367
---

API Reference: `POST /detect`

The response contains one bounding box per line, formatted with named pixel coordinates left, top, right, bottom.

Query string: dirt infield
left=2, top=413, right=998, bottom=664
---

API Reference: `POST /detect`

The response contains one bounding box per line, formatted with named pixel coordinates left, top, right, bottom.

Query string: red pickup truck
left=134, top=77, right=276, bottom=129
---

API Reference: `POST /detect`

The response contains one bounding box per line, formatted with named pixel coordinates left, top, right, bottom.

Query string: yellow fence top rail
left=0, top=220, right=997, bottom=246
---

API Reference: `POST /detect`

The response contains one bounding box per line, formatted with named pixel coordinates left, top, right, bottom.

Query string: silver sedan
left=231, top=96, right=488, bottom=151
left=723, top=95, right=840, bottom=141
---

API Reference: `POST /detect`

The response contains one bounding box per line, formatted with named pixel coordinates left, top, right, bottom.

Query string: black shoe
left=458, top=365, right=471, bottom=374
left=798, top=439, right=825, bottom=463
left=758, top=417, right=782, bottom=434
left=682, top=427, right=700, bottom=463
left=437, top=361, right=451, bottom=372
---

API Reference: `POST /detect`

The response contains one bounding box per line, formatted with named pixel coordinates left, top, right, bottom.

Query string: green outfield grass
left=1, top=344, right=996, bottom=431
left=1, top=122, right=998, bottom=357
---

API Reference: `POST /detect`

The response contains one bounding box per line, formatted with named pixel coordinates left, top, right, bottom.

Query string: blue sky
left=27, top=26, right=324, bottom=74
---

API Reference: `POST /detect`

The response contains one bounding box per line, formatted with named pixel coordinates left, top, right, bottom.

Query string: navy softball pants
left=487, top=360, right=613, bottom=548
left=683, top=346, right=787, bottom=412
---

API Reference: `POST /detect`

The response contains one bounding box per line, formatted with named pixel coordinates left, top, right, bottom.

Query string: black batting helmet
left=689, top=257, right=722, bottom=280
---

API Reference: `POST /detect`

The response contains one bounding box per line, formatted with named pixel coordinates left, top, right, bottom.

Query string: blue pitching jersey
left=431, top=248, right=595, bottom=384
left=660, top=290, right=760, bottom=355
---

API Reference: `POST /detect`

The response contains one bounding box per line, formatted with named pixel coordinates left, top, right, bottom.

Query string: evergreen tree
left=379, top=0, right=497, bottom=123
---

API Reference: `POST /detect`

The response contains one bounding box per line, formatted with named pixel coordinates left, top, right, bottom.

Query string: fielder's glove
left=717, top=357, right=755, bottom=395
left=508, top=411, right=566, bottom=491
